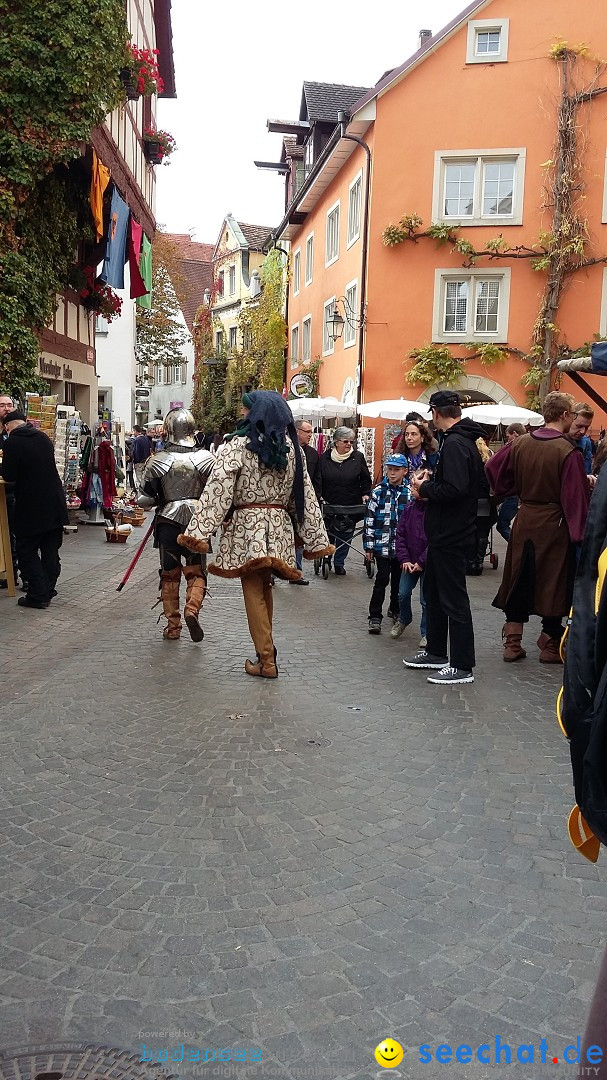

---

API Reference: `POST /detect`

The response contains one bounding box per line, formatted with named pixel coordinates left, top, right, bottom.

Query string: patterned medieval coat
left=178, top=436, right=333, bottom=580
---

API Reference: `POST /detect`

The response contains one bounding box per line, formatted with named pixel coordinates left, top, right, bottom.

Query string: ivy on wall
left=0, top=0, right=129, bottom=394
left=230, top=249, right=287, bottom=394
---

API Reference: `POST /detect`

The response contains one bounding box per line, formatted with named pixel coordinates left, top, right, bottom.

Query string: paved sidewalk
left=0, top=521, right=603, bottom=1079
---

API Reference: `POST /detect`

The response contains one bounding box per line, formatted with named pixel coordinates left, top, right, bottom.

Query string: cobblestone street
left=0, top=521, right=604, bottom=1079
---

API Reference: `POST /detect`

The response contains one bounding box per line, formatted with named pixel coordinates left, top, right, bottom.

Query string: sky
left=155, top=0, right=466, bottom=245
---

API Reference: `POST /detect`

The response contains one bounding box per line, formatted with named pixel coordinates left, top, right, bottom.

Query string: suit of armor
left=138, top=409, right=214, bottom=642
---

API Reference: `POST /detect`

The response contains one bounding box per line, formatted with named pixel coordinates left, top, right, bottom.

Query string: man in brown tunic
left=486, top=392, right=589, bottom=663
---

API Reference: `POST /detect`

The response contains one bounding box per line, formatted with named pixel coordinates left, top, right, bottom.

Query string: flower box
left=120, top=67, right=140, bottom=100
left=144, top=139, right=164, bottom=165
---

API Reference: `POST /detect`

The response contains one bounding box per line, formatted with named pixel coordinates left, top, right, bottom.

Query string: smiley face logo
left=375, top=1039, right=404, bottom=1068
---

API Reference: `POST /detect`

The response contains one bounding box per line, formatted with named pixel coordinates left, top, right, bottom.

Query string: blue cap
left=385, top=453, right=409, bottom=468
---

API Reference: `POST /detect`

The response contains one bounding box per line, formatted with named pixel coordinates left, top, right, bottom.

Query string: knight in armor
left=138, top=408, right=214, bottom=642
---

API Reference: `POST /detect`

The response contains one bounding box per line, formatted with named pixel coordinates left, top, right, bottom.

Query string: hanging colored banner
left=90, top=150, right=110, bottom=243
left=99, top=188, right=129, bottom=289
left=137, top=234, right=153, bottom=309
left=128, top=218, right=147, bottom=300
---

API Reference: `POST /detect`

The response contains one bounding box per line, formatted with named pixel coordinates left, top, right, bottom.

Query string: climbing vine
left=383, top=42, right=607, bottom=404
left=0, top=0, right=129, bottom=393
left=229, top=248, right=287, bottom=394
left=191, top=293, right=235, bottom=434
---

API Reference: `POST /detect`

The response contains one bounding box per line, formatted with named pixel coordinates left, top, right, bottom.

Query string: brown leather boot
left=242, top=571, right=278, bottom=677
left=245, top=648, right=278, bottom=679
left=503, top=622, right=526, bottom=662
left=160, top=567, right=182, bottom=639
left=539, top=637, right=563, bottom=664
left=537, top=632, right=550, bottom=652
left=182, top=564, right=206, bottom=642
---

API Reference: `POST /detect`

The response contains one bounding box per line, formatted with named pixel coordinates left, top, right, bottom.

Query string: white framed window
left=466, top=18, right=509, bottom=63
left=292, top=249, right=301, bottom=296
left=432, top=268, right=511, bottom=343
left=305, top=233, right=314, bottom=285
left=217, top=270, right=225, bottom=296
left=215, top=330, right=224, bottom=356
left=229, top=326, right=238, bottom=352
left=290, top=323, right=300, bottom=370
left=302, top=315, right=312, bottom=364
left=156, top=364, right=164, bottom=385
left=432, top=149, right=525, bottom=226
left=165, top=364, right=173, bottom=385
left=325, top=201, right=340, bottom=267
left=323, top=296, right=336, bottom=355
left=344, top=280, right=358, bottom=348
left=228, top=265, right=236, bottom=295
left=347, top=172, right=362, bottom=247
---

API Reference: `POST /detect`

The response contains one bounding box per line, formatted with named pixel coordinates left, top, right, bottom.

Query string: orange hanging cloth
left=90, top=149, right=111, bottom=242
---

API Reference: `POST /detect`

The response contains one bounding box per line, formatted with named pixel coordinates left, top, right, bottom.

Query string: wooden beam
left=267, top=119, right=310, bottom=135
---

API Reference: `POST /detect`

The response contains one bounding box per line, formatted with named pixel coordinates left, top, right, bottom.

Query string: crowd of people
left=0, top=387, right=604, bottom=688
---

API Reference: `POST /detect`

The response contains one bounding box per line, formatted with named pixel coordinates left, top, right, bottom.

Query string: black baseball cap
left=427, top=391, right=461, bottom=410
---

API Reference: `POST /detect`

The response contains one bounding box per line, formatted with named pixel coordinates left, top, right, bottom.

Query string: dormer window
left=466, top=18, right=509, bottom=64
left=304, top=138, right=314, bottom=174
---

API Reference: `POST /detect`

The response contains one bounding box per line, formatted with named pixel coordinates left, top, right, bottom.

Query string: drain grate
left=0, top=1045, right=179, bottom=1080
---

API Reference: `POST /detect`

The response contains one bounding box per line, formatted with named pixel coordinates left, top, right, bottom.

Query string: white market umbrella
left=358, top=398, right=427, bottom=420
left=288, top=396, right=356, bottom=420
left=462, top=403, right=543, bottom=426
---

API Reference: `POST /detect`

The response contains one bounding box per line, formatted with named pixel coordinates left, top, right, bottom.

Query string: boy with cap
left=363, top=454, right=410, bottom=633
left=404, top=391, right=485, bottom=683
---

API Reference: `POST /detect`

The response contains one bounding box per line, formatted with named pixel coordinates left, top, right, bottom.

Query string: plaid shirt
left=363, top=478, right=409, bottom=557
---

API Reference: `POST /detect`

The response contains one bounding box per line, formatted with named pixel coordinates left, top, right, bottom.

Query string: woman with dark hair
left=395, top=421, right=438, bottom=487
left=179, top=391, right=332, bottom=678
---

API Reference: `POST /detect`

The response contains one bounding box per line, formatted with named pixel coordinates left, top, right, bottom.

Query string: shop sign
left=40, top=357, right=61, bottom=380
left=63, top=365, right=73, bottom=379
left=289, top=373, right=314, bottom=398
left=170, top=400, right=184, bottom=409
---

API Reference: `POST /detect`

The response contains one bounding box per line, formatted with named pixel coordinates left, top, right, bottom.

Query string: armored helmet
left=164, top=408, right=196, bottom=447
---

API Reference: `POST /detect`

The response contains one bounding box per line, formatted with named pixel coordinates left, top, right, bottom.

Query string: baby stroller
left=314, top=503, right=375, bottom=580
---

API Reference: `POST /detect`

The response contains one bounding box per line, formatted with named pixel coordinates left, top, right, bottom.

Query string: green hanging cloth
left=136, top=234, right=152, bottom=309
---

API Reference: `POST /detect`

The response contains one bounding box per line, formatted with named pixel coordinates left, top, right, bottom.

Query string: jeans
left=296, top=546, right=303, bottom=571
left=368, top=555, right=401, bottom=620
left=496, top=496, right=518, bottom=542
left=327, top=519, right=355, bottom=569
left=398, top=569, right=426, bottom=635
left=425, top=544, right=475, bottom=670
left=16, top=527, right=63, bottom=603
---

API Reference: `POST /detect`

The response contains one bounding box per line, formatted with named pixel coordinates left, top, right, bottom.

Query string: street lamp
left=326, top=302, right=345, bottom=342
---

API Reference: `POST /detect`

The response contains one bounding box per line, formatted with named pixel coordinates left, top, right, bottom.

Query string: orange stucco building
left=269, top=0, right=607, bottom=442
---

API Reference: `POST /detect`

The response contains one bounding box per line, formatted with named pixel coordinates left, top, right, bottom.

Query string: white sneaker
left=390, top=621, right=407, bottom=639
left=419, top=636, right=427, bottom=647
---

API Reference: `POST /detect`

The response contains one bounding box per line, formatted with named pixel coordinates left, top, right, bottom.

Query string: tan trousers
left=241, top=569, right=274, bottom=665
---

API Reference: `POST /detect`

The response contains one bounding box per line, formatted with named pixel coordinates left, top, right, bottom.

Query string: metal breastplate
left=147, top=446, right=214, bottom=527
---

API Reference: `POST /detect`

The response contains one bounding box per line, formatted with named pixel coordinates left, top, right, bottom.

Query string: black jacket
left=419, top=418, right=486, bottom=548
left=1, top=424, right=68, bottom=537
left=320, top=448, right=372, bottom=506
left=302, top=443, right=322, bottom=501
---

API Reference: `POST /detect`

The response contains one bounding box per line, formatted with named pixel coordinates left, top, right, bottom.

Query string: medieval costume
left=138, top=409, right=214, bottom=641
left=486, top=428, right=589, bottom=662
left=178, top=391, right=333, bottom=678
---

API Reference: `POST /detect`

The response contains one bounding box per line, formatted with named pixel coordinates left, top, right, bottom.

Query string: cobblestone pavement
left=0, top=520, right=604, bottom=1080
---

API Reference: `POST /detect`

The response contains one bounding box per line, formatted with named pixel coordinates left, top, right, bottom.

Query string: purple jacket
left=395, top=500, right=428, bottom=567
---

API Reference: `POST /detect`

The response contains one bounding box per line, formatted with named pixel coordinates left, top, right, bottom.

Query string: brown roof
left=164, top=233, right=214, bottom=263
left=165, top=234, right=214, bottom=332
left=237, top=222, right=275, bottom=251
